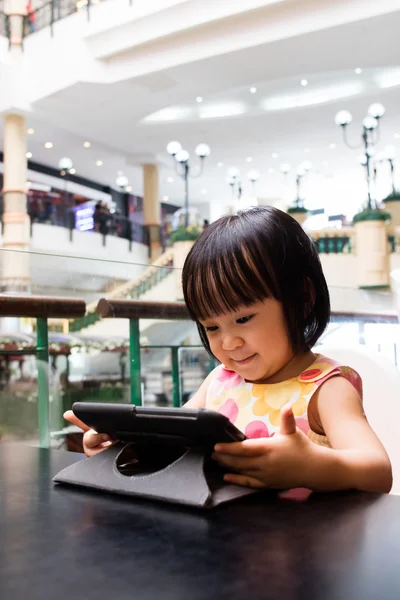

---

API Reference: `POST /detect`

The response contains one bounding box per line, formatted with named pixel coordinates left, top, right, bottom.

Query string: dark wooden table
left=1, top=445, right=400, bottom=600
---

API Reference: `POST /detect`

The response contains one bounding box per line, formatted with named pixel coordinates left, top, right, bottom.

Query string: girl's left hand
left=212, top=405, right=318, bottom=489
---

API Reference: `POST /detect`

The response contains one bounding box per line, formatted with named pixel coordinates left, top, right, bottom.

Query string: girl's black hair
left=182, top=206, right=330, bottom=356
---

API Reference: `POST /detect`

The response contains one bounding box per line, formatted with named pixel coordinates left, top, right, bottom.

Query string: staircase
left=67, top=250, right=175, bottom=334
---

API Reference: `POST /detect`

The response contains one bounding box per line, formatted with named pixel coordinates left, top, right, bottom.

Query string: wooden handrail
left=95, top=301, right=397, bottom=323
left=0, top=295, right=86, bottom=318
left=96, top=299, right=190, bottom=320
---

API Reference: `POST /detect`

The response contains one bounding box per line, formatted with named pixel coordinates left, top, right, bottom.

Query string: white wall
left=320, top=254, right=357, bottom=289
left=320, top=253, right=397, bottom=314
left=30, top=223, right=149, bottom=281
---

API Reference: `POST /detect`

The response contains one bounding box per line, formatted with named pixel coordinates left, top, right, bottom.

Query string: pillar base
left=173, top=241, right=195, bottom=300
left=355, top=220, right=390, bottom=288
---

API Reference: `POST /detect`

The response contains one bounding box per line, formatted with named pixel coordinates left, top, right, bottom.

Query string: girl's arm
left=308, top=376, right=392, bottom=493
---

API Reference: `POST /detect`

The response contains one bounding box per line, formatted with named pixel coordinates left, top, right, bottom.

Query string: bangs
left=184, top=239, right=279, bottom=322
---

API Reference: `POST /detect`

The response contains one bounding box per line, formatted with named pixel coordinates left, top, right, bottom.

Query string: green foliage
left=353, top=209, right=391, bottom=224
left=170, top=226, right=202, bottom=242
left=287, top=206, right=308, bottom=214
left=383, top=192, right=400, bottom=203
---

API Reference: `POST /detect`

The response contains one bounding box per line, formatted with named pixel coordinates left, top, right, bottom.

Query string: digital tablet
left=72, top=403, right=247, bottom=448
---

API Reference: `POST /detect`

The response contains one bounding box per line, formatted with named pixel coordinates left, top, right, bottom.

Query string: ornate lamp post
left=334, top=103, right=386, bottom=211
left=167, top=141, right=210, bottom=228
left=226, top=167, right=242, bottom=200
left=280, top=161, right=311, bottom=223
left=227, top=168, right=259, bottom=201
left=334, top=103, right=391, bottom=288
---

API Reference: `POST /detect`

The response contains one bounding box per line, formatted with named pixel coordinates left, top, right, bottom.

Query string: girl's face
left=200, top=298, right=300, bottom=384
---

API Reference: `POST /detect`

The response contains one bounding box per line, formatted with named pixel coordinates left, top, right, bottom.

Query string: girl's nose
left=221, top=334, right=244, bottom=352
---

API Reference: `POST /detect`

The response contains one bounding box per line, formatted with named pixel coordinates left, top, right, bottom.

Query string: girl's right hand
left=63, top=410, right=114, bottom=457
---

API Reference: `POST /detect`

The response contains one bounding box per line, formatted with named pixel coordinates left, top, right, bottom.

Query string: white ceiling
left=1, top=6, right=400, bottom=211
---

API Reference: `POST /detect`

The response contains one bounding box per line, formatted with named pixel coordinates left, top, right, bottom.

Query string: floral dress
left=206, top=354, right=362, bottom=448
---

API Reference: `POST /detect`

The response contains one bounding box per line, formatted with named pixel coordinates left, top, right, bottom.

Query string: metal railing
left=0, top=296, right=399, bottom=449
left=311, top=228, right=400, bottom=255
left=0, top=295, right=86, bottom=447
left=0, top=295, right=214, bottom=448
left=22, top=0, right=134, bottom=38
left=313, top=236, right=351, bottom=254
left=27, top=0, right=98, bottom=36
left=0, top=0, right=138, bottom=42
left=27, top=208, right=148, bottom=249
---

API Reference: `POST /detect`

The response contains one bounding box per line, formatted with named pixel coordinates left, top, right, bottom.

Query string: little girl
left=65, top=207, right=392, bottom=493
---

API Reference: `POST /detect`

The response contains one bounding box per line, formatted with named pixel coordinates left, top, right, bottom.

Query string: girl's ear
left=304, top=277, right=316, bottom=318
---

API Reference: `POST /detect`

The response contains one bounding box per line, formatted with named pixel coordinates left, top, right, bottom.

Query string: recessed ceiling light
left=250, top=87, right=257, bottom=94
left=217, top=161, right=224, bottom=167
left=272, top=153, right=279, bottom=159
left=163, top=195, right=169, bottom=201
left=26, top=152, right=32, bottom=159
left=167, top=177, right=174, bottom=183
left=44, top=142, right=53, bottom=149
left=96, top=160, right=103, bottom=166
left=304, top=148, right=310, bottom=153
left=301, top=79, right=308, bottom=87
left=268, top=168, right=275, bottom=174
left=329, top=143, right=336, bottom=149
left=201, top=188, right=207, bottom=195
left=246, top=157, right=253, bottom=163
left=394, top=133, right=400, bottom=139
left=126, top=186, right=132, bottom=193
left=27, top=128, right=35, bottom=135
left=196, top=96, right=203, bottom=103
left=83, top=141, right=91, bottom=148
left=69, top=168, right=76, bottom=175
left=355, top=68, right=362, bottom=75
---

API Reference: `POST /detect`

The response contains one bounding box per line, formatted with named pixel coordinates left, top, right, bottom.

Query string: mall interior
left=0, top=0, right=400, bottom=475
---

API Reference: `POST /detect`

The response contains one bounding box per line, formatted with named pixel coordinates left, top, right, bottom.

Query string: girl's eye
left=205, top=326, right=218, bottom=332
left=236, top=315, right=254, bottom=325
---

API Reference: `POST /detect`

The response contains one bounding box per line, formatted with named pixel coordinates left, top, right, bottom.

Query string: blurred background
left=1, top=0, right=400, bottom=449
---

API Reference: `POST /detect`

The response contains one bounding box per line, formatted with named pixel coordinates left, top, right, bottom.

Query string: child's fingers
left=212, top=452, right=261, bottom=472
left=223, top=473, right=266, bottom=488
left=279, top=405, right=297, bottom=436
left=63, top=410, right=91, bottom=433
left=214, top=439, right=266, bottom=456
left=83, top=430, right=112, bottom=457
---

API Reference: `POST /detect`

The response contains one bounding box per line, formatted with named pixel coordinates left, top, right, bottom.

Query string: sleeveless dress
left=206, top=354, right=362, bottom=448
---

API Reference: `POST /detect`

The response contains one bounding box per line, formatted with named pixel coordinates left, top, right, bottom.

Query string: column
left=5, top=0, right=26, bottom=47
left=384, top=199, right=400, bottom=227
left=1, top=1, right=31, bottom=333
left=1, top=113, right=30, bottom=294
left=287, top=208, right=308, bottom=226
left=142, top=164, right=161, bottom=261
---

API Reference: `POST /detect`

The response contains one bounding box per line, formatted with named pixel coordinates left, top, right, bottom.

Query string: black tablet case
left=53, top=441, right=259, bottom=509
